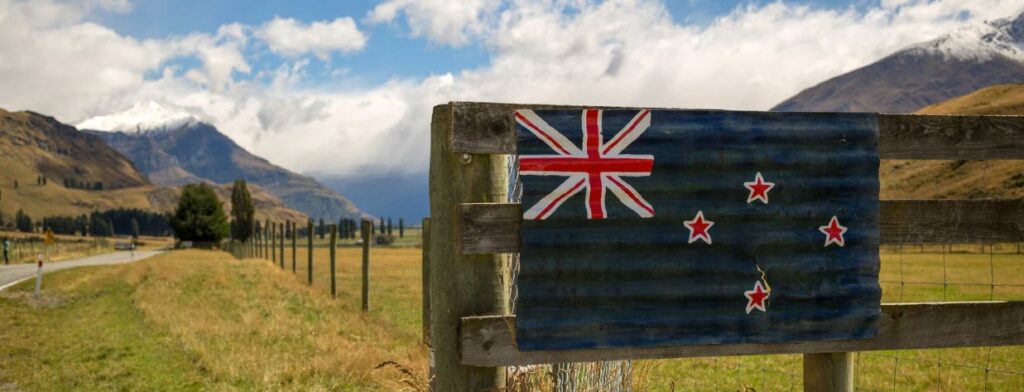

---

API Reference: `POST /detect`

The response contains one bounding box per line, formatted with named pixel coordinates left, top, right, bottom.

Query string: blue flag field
left=514, top=109, right=881, bottom=351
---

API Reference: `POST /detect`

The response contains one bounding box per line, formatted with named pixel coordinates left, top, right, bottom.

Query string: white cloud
left=367, top=0, right=501, bottom=46
left=4, top=0, right=1024, bottom=181
left=256, top=16, right=367, bottom=60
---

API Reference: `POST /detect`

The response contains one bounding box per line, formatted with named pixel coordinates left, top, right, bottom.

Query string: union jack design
left=517, top=109, right=655, bottom=220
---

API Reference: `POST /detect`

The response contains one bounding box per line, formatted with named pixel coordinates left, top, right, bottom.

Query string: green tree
left=130, top=218, right=140, bottom=239
left=15, top=209, right=33, bottom=233
left=399, top=218, right=404, bottom=238
left=387, top=218, right=392, bottom=235
left=229, top=179, right=255, bottom=242
left=318, top=218, right=325, bottom=239
left=169, top=183, right=229, bottom=242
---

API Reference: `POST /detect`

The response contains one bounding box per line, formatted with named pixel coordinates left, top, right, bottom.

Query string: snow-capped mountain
left=773, top=12, right=1024, bottom=113
left=79, top=105, right=366, bottom=221
left=77, top=101, right=202, bottom=133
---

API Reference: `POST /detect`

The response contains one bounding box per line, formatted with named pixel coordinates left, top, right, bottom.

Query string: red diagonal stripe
left=537, top=177, right=586, bottom=219
left=603, top=109, right=649, bottom=154
left=517, top=112, right=571, bottom=155
left=607, top=175, right=654, bottom=215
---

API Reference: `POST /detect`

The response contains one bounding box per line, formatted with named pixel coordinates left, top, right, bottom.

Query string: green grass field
left=2, top=242, right=1023, bottom=391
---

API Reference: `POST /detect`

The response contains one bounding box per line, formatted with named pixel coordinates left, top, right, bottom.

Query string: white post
left=34, top=253, right=43, bottom=299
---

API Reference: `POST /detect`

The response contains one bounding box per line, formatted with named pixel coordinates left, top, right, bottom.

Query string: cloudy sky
left=2, top=0, right=1023, bottom=185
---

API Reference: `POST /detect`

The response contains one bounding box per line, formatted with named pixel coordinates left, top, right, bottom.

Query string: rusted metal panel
left=515, top=109, right=881, bottom=351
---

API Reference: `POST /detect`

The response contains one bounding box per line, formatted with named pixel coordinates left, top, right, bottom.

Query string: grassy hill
left=881, top=83, right=1024, bottom=200
left=0, top=109, right=306, bottom=224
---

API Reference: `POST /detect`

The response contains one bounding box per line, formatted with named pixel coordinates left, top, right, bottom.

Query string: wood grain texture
left=448, top=102, right=1024, bottom=159
left=878, top=114, right=1024, bottom=159
left=461, top=301, right=1024, bottom=367
left=880, top=199, right=1024, bottom=244
left=422, top=218, right=431, bottom=346
left=459, top=203, right=522, bottom=255
left=459, top=200, right=1024, bottom=254
left=804, top=353, right=853, bottom=392
left=429, top=104, right=508, bottom=391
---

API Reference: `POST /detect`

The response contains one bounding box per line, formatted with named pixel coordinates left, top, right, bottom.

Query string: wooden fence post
left=330, top=224, right=337, bottom=298
left=422, top=218, right=431, bottom=345
left=804, top=352, right=854, bottom=392
left=272, top=222, right=278, bottom=266
left=361, top=218, right=370, bottom=312
left=428, top=104, right=507, bottom=391
left=307, top=221, right=314, bottom=285
left=291, top=221, right=297, bottom=273
left=279, top=222, right=285, bottom=269
left=265, top=219, right=270, bottom=260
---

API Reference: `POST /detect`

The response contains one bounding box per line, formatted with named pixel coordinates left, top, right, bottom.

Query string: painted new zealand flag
left=515, top=109, right=881, bottom=351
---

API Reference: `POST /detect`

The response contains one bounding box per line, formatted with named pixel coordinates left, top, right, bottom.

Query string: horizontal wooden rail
left=459, top=200, right=1024, bottom=254
left=447, top=101, right=1024, bottom=159
left=460, top=301, right=1024, bottom=367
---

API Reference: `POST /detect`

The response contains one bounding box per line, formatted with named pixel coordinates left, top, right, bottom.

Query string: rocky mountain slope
left=0, top=108, right=305, bottom=223
left=82, top=108, right=364, bottom=221
left=881, top=83, right=1024, bottom=200
left=773, top=12, right=1024, bottom=113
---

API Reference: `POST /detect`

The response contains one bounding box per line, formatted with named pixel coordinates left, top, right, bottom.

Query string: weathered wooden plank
left=430, top=104, right=509, bottom=391
left=459, top=200, right=1024, bottom=254
left=878, top=114, right=1024, bottom=159
left=448, top=102, right=1024, bottom=159
left=460, top=301, right=1024, bottom=367
left=459, top=203, right=521, bottom=255
left=880, top=199, right=1024, bottom=244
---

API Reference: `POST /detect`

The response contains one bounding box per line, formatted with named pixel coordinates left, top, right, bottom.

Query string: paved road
left=0, top=250, right=163, bottom=291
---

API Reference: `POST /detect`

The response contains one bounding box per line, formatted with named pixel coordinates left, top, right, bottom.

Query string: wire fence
left=0, top=234, right=112, bottom=265
left=223, top=219, right=1024, bottom=389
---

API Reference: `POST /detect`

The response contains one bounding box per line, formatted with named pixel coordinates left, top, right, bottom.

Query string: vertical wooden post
left=428, top=104, right=507, bottom=391
left=271, top=222, right=277, bottom=266
left=307, top=221, right=314, bottom=285
left=279, top=222, right=285, bottom=269
left=330, top=224, right=337, bottom=298
left=361, top=218, right=370, bottom=312
left=291, top=221, right=297, bottom=273
left=804, top=352, right=854, bottom=392
left=422, top=218, right=431, bottom=345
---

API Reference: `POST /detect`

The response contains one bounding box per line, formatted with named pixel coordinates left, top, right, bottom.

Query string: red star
left=743, top=172, right=775, bottom=204
left=683, top=210, right=714, bottom=244
left=744, top=280, right=770, bottom=314
left=819, top=216, right=848, bottom=247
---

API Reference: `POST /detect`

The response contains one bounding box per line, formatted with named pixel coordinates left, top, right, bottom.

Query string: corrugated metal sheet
left=515, top=109, right=881, bottom=351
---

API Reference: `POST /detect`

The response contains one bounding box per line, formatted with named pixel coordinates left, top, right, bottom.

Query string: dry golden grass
left=4, top=243, right=1024, bottom=390
left=0, top=249, right=426, bottom=390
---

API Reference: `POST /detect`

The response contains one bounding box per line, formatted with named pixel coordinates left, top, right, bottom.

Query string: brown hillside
left=0, top=108, right=306, bottom=225
left=881, top=83, right=1024, bottom=200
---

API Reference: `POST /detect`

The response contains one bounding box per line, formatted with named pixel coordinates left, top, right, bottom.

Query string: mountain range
left=773, top=12, right=1024, bottom=113
left=79, top=103, right=365, bottom=222
left=0, top=108, right=306, bottom=223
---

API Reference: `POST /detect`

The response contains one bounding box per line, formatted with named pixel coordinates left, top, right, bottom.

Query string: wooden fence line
left=459, top=301, right=1024, bottom=367
left=445, top=101, right=1024, bottom=159
left=458, top=200, right=1024, bottom=254
left=291, top=221, right=297, bottom=273
left=430, top=102, right=1024, bottom=392
left=307, top=221, right=313, bottom=285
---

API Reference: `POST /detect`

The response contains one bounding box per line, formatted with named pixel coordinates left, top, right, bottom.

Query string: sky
left=1, top=0, right=1023, bottom=217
